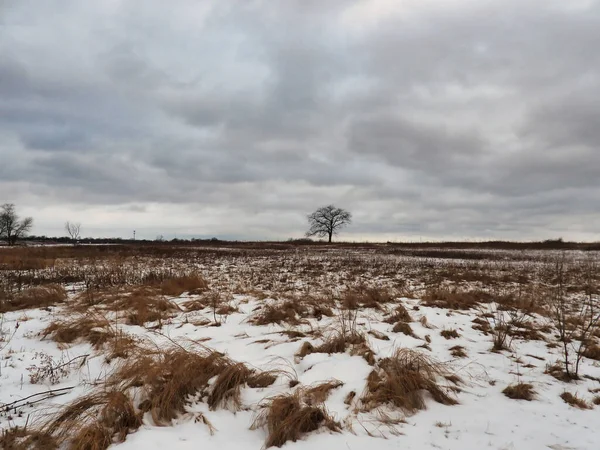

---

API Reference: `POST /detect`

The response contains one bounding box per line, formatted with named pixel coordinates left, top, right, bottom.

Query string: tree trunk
left=328, top=232, right=332, bottom=243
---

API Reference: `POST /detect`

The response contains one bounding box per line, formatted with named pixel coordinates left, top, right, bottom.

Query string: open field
left=1, top=243, right=600, bottom=449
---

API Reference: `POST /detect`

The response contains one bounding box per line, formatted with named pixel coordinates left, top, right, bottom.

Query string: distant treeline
left=9, top=236, right=600, bottom=251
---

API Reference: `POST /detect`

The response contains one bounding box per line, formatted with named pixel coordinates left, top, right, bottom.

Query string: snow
left=1, top=288, right=600, bottom=449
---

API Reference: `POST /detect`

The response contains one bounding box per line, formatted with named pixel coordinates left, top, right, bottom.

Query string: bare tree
left=65, top=221, right=82, bottom=243
left=306, top=205, right=352, bottom=243
left=547, top=254, right=600, bottom=380
left=0, top=204, right=33, bottom=246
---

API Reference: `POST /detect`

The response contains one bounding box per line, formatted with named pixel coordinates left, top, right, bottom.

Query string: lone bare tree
left=306, top=205, right=352, bottom=243
left=0, top=203, right=33, bottom=246
left=65, top=221, right=82, bottom=243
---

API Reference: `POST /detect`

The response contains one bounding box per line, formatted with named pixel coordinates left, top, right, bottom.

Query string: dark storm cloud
left=1, top=0, right=599, bottom=240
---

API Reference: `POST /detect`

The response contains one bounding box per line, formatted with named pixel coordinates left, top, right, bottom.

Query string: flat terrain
left=1, top=244, right=599, bottom=449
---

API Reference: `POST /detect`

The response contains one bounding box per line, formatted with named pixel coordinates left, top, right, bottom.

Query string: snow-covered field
left=1, top=245, right=599, bottom=449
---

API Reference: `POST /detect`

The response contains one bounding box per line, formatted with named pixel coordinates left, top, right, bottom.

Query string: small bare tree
left=548, top=254, right=600, bottom=380
left=65, top=221, right=81, bottom=243
left=0, top=204, right=33, bottom=246
left=306, top=205, right=352, bottom=243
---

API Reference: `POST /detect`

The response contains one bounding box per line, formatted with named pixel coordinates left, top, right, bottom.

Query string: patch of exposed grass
left=342, top=286, right=395, bottom=310
left=12, top=390, right=143, bottom=450
left=251, top=391, right=340, bottom=448
left=160, top=273, right=208, bottom=296
left=1, top=284, right=67, bottom=312
left=392, top=321, right=414, bottom=336
left=251, top=300, right=307, bottom=326
left=304, top=380, right=344, bottom=404
left=361, top=348, right=458, bottom=414
left=449, top=345, right=467, bottom=358
left=440, top=329, right=460, bottom=339
left=43, top=314, right=111, bottom=348
left=422, top=287, right=489, bottom=310
left=582, top=343, right=600, bottom=361
left=110, top=287, right=180, bottom=326
left=296, top=331, right=375, bottom=365
left=560, top=392, right=590, bottom=409
left=368, top=330, right=390, bottom=341
left=502, top=383, right=535, bottom=401
left=384, top=304, right=412, bottom=323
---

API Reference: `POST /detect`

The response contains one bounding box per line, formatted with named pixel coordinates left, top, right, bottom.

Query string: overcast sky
left=1, top=0, right=599, bottom=241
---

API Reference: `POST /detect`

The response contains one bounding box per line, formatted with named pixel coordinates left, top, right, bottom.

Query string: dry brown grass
left=207, top=362, right=254, bottom=410
left=296, top=330, right=375, bottom=365
left=341, top=286, right=396, bottom=310
left=422, top=287, right=489, bottom=310
left=440, top=329, right=460, bottom=339
left=545, top=362, right=575, bottom=382
left=384, top=304, right=412, bottom=323
left=43, top=314, right=111, bottom=348
left=251, top=300, right=307, bottom=326
left=42, top=312, right=138, bottom=361
left=11, top=343, right=278, bottom=448
left=110, top=344, right=277, bottom=421
left=314, top=332, right=362, bottom=354
left=278, top=330, right=307, bottom=340
left=103, top=332, right=139, bottom=362
left=110, top=287, right=180, bottom=326
left=344, top=391, right=356, bottom=405
left=251, top=390, right=340, bottom=448
left=112, top=346, right=229, bottom=423
left=502, top=383, right=535, bottom=401
left=368, top=330, right=390, bottom=341
left=472, top=316, right=492, bottom=334
left=582, top=343, right=600, bottom=360
left=296, top=341, right=316, bottom=358
left=560, top=392, right=590, bottom=409
left=13, top=390, right=143, bottom=450
left=361, top=348, right=458, bottom=414
left=296, top=294, right=335, bottom=319
left=0, top=427, right=58, bottom=449
left=419, top=315, right=434, bottom=329
left=304, top=380, right=344, bottom=404
left=247, top=371, right=279, bottom=388
left=160, top=273, right=208, bottom=296
left=449, top=345, right=467, bottom=358
left=1, top=284, right=67, bottom=312
left=392, top=321, right=415, bottom=336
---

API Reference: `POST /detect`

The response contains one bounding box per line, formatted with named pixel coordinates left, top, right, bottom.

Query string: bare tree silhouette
left=306, top=205, right=352, bottom=243
left=0, top=204, right=33, bottom=246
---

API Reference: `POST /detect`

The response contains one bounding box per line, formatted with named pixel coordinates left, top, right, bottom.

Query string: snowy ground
left=1, top=246, right=599, bottom=449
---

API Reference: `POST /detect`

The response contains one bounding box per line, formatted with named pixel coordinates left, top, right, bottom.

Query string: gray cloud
left=1, top=0, right=599, bottom=240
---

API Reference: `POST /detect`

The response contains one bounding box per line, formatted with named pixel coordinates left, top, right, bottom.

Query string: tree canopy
left=0, top=203, right=34, bottom=245
left=306, top=205, right=351, bottom=243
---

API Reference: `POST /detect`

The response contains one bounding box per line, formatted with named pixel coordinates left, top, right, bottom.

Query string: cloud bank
left=1, top=0, right=599, bottom=240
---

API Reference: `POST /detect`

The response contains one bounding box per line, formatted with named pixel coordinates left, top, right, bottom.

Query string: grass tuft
left=449, top=345, right=467, bottom=358
left=1, top=284, right=67, bottom=312
left=251, top=300, right=307, bottom=326
left=502, top=383, right=535, bottom=401
left=560, top=392, right=590, bottom=409
left=384, top=304, right=412, bottom=324
left=392, top=321, right=414, bottom=336
left=440, top=329, right=460, bottom=339
left=251, top=391, right=340, bottom=448
left=361, top=348, right=458, bottom=414
left=160, top=274, right=208, bottom=296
